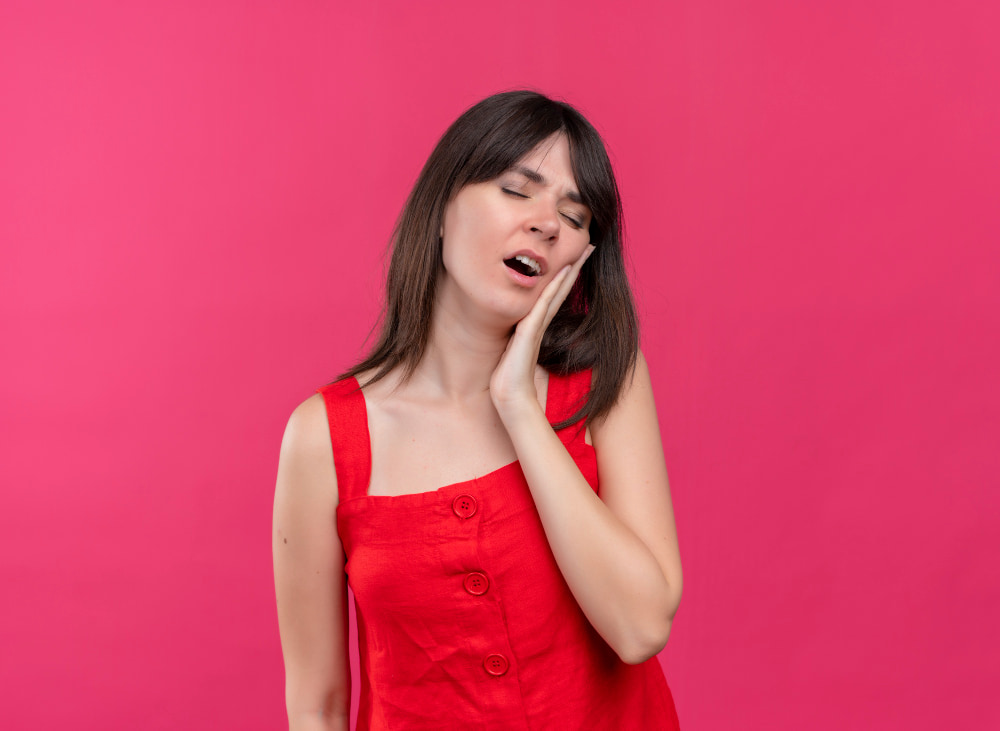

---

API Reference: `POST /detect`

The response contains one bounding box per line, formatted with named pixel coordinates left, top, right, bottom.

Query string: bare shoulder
left=626, top=349, right=654, bottom=396
left=590, top=349, right=656, bottom=440
left=282, top=393, right=333, bottom=462
left=276, top=392, right=337, bottom=505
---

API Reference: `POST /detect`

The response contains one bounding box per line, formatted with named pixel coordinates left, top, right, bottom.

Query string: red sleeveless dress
left=318, top=369, right=680, bottom=730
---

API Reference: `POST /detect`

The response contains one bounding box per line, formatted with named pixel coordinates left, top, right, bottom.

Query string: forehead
left=510, top=133, right=583, bottom=197
left=515, top=133, right=573, bottom=175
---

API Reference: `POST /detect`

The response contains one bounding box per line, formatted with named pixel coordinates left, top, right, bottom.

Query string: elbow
left=616, top=582, right=681, bottom=665
left=616, top=617, right=673, bottom=665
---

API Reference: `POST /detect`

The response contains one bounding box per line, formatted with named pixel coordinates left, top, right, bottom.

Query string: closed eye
left=502, top=188, right=529, bottom=199
left=503, top=186, right=586, bottom=228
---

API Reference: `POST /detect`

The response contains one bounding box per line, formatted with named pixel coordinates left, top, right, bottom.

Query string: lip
left=504, top=249, right=548, bottom=276
left=502, top=249, right=548, bottom=289
left=504, top=264, right=541, bottom=288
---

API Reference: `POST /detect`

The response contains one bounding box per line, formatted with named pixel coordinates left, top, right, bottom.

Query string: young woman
left=273, top=90, right=682, bottom=730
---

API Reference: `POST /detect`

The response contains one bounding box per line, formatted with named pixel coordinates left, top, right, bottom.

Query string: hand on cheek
left=490, top=245, right=596, bottom=420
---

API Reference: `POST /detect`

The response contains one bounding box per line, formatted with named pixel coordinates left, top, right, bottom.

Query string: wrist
left=495, top=393, right=547, bottom=432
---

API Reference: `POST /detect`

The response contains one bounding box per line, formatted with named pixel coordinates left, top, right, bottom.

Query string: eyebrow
left=511, top=165, right=585, bottom=205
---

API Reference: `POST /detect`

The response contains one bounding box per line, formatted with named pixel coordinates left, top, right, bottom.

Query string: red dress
left=318, top=369, right=680, bottom=730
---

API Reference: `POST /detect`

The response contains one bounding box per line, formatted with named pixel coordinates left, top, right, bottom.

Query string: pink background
left=2, top=1, right=997, bottom=729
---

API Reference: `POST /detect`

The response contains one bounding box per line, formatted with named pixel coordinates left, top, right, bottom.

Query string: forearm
left=501, top=400, right=678, bottom=663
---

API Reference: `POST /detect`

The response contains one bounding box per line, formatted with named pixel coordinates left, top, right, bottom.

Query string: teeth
left=514, top=254, right=541, bottom=276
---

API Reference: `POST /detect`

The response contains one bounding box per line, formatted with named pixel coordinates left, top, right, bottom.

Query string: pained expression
left=438, top=133, right=593, bottom=324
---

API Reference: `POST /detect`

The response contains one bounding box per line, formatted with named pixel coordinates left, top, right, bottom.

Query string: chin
left=478, top=295, right=535, bottom=328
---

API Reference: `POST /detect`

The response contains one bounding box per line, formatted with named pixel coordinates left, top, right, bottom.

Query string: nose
left=526, top=199, right=560, bottom=242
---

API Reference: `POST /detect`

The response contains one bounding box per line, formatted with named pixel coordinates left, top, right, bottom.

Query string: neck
left=410, top=295, right=515, bottom=402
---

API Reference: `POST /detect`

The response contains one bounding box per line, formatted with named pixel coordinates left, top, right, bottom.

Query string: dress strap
left=546, top=368, right=592, bottom=448
left=316, top=377, right=372, bottom=503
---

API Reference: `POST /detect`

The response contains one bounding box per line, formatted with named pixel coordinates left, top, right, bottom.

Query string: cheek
left=441, top=229, right=489, bottom=282
left=442, top=201, right=478, bottom=245
left=562, top=234, right=592, bottom=263
left=440, top=208, right=469, bottom=271
left=443, top=220, right=498, bottom=270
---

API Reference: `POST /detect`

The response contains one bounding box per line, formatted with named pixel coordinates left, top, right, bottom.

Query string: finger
left=515, top=244, right=595, bottom=338
left=515, top=264, right=572, bottom=335
left=542, top=244, right=595, bottom=324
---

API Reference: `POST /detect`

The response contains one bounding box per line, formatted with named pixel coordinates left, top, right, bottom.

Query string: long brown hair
left=341, top=90, right=639, bottom=429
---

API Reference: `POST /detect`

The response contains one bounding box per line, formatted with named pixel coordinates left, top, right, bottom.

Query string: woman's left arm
left=491, top=252, right=682, bottom=665
left=499, top=352, right=681, bottom=664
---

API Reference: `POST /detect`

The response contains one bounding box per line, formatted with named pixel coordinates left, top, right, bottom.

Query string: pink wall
left=2, top=1, right=997, bottom=729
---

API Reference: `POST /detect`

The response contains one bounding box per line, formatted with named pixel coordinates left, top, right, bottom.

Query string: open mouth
left=503, top=254, right=542, bottom=277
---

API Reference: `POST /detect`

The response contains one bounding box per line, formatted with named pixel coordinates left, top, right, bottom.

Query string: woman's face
left=438, top=133, right=592, bottom=326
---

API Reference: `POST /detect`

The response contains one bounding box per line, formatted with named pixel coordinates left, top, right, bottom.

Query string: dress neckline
left=342, top=371, right=558, bottom=502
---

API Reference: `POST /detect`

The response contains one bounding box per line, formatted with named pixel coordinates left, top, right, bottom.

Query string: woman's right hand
left=273, top=393, right=351, bottom=731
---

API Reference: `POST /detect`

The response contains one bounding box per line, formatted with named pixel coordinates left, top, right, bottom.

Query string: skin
left=273, top=133, right=682, bottom=730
